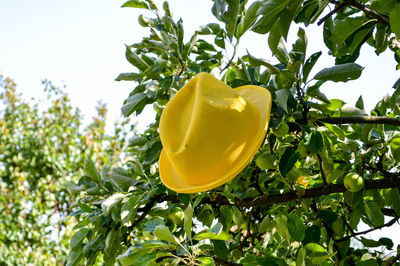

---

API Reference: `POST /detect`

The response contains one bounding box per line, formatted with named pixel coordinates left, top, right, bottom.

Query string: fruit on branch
left=169, top=207, right=184, bottom=225
left=343, top=172, right=364, bottom=192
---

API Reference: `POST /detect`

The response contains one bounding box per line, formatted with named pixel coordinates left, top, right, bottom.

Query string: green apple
left=343, top=172, right=364, bottom=192
left=169, top=207, right=184, bottom=225
left=391, top=136, right=400, bottom=163
left=255, top=151, right=274, bottom=170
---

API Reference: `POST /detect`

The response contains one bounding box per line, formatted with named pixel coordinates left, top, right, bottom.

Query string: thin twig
left=327, top=0, right=389, bottom=26
left=318, top=116, right=400, bottom=127
left=387, top=252, right=400, bottom=266
left=336, top=217, right=399, bottom=242
left=343, top=0, right=390, bottom=26
left=317, top=3, right=346, bottom=26
left=220, top=40, right=239, bottom=74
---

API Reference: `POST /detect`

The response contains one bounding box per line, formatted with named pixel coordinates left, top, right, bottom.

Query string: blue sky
left=1, top=0, right=398, bottom=132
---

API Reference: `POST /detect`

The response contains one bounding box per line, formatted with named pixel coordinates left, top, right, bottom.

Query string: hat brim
left=159, top=85, right=272, bottom=193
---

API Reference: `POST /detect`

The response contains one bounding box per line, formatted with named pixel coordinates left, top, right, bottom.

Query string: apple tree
left=0, top=76, right=129, bottom=264
left=68, top=0, right=400, bottom=265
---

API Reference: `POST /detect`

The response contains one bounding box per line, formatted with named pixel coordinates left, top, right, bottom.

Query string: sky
left=1, top=0, right=397, bottom=132
left=1, top=0, right=399, bottom=250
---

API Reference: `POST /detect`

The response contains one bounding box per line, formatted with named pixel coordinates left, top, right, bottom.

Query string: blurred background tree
left=0, top=76, right=131, bottom=265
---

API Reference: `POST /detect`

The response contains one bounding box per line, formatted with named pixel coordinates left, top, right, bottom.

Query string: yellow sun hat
left=159, top=72, right=272, bottom=193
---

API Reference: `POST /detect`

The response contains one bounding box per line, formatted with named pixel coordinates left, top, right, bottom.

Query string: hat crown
left=160, top=73, right=260, bottom=186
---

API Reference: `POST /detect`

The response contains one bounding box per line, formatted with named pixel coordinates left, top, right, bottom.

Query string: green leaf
left=236, top=1, right=262, bottom=38
left=303, top=51, right=322, bottom=83
left=125, top=45, right=148, bottom=71
left=364, top=201, right=384, bottom=227
left=66, top=250, right=83, bottom=266
left=184, top=203, right=193, bottom=240
left=84, top=159, right=101, bottom=183
left=356, top=95, right=364, bottom=110
left=296, top=246, right=306, bottom=266
left=322, top=99, right=345, bottom=112
left=121, top=0, right=149, bottom=9
left=121, top=92, right=148, bottom=117
left=275, top=89, right=289, bottom=112
left=287, top=213, right=305, bottom=241
left=360, top=237, right=381, bottom=248
left=194, top=231, right=230, bottom=241
left=242, top=255, right=285, bottom=266
left=305, top=243, right=325, bottom=253
left=101, top=193, right=125, bottom=215
left=379, top=237, right=394, bottom=250
left=197, top=257, right=216, bottom=266
left=143, top=218, right=164, bottom=232
left=278, top=0, right=303, bottom=40
left=105, top=228, right=121, bottom=263
left=212, top=240, right=228, bottom=260
left=275, top=215, right=290, bottom=241
left=306, top=81, right=330, bottom=103
left=371, top=0, right=397, bottom=15
left=390, top=188, right=400, bottom=216
left=314, top=63, right=364, bottom=82
left=331, top=17, right=369, bottom=44
left=311, top=252, right=336, bottom=265
left=108, top=172, right=141, bottom=191
left=304, top=131, right=323, bottom=153
left=194, top=224, right=230, bottom=241
left=339, top=106, right=367, bottom=116
left=256, top=0, right=290, bottom=20
left=115, top=72, right=142, bottom=81
left=210, top=223, right=223, bottom=234
left=121, top=195, right=141, bottom=226
left=356, top=259, right=379, bottom=266
left=390, top=4, right=400, bottom=37
left=117, top=248, right=149, bottom=266
left=303, top=225, right=321, bottom=244
left=154, top=225, right=179, bottom=244
left=224, top=0, right=240, bottom=40
left=247, top=51, right=280, bottom=74
left=70, top=228, right=89, bottom=250
left=279, top=147, right=299, bottom=176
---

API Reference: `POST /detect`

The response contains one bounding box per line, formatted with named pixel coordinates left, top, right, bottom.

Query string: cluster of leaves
left=0, top=77, right=129, bottom=264
left=68, top=0, right=400, bottom=265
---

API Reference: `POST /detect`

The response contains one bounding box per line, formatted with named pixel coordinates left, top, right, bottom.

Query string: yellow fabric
left=159, top=72, right=272, bottom=193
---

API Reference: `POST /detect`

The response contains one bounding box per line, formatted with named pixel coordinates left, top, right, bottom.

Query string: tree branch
left=236, top=178, right=400, bottom=208
left=336, top=217, right=399, bottom=242
left=134, top=177, right=400, bottom=229
left=327, top=0, right=390, bottom=26
left=317, top=3, right=346, bottom=26
left=343, top=0, right=390, bottom=27
left=318, top=116, right=400, bottom=127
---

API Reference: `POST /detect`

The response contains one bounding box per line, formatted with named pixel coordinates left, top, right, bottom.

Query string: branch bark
left=149, top=177, right=400, bottom=211
left=318, top=116, right=400, bottom=127
left=327, top=0, right=390, bottom=26
left=235, top=178, right=400, bottom=208
left=342, top=0, right=390, bottom=27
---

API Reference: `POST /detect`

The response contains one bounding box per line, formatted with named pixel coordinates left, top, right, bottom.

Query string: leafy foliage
left=0, top=77, right=128, bottom=264
left=68, top=0, right=400, bottom=265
